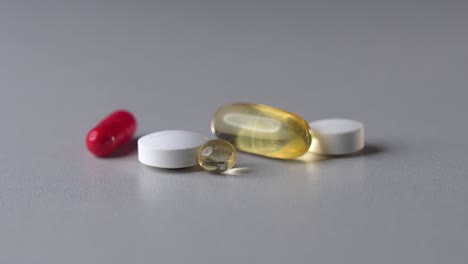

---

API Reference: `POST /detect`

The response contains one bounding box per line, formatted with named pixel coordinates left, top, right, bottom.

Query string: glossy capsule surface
left=86, top=110, right=137, bottom=157
left=211, top=103, right=312, bottom=159
left=198, top=139, right=237, bottom=173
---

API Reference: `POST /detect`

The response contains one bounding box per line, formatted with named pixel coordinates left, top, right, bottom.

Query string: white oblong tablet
left=138, top=130, right=208, bottom=168
left=309, top=119, right=364, bottom=155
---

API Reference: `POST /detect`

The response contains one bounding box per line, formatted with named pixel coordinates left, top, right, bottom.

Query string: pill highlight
left=86, top=110, right=137, bottom=157
left=211, top=103, right=312, bottom=159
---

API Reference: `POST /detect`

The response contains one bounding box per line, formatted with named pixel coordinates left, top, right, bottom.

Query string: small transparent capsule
left=198, top=139, right=237, bottom=173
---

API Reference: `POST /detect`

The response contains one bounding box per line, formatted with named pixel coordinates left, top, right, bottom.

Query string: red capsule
left=86, top=110, right=137, bottom=157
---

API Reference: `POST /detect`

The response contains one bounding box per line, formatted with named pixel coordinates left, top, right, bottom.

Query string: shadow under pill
left=332, top=143, right=388, bottom=159
left=293, top=143, right=389, bottom=163
left=148, top=165, right=204, bottom=174
left=105, top=137, right=139, bottom=158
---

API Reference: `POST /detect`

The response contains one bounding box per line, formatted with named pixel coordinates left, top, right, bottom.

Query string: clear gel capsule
left=198, top=139, right=237, bottom=172
left=211, top=103, right=312, bottom=159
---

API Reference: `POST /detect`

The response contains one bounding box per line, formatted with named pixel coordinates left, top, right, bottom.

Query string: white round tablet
left=138, top=130, right=208, bottom=168
left=309, top=119, right=364, bottom=155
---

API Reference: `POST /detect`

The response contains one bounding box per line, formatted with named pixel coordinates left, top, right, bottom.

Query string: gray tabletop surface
left=1, top=1, right=468, bottom=263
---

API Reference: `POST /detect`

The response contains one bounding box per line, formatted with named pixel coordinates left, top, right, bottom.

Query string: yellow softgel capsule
left=211, top=103, right=312, bottom=159
left=198, top=139, right=237, bottom=172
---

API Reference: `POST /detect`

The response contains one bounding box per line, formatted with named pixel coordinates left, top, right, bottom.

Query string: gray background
left=1, top=0, right=467, bottom=263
